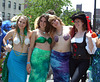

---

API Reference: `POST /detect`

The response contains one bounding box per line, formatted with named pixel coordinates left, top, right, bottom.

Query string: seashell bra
left=54, top=33, right=70, bottom=42
left=13, top=33, right=30, bottom=45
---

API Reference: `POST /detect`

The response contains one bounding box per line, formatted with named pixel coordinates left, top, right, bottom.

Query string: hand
left=86, top=31, right=92, bottom=38
left=5, top=45, right=12, bottom=52
left=27, top=64, right=31, bottom=73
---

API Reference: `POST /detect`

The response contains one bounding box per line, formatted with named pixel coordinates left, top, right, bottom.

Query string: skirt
left=51, top=50, right=71, bottom=82
left=92, top=48, right=100, bottom=81
left=7, top=49, right=27, bottom=82
left=29, top=48, right=50, bottom=82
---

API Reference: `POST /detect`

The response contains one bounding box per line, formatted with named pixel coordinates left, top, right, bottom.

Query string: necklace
left=18, top=33, right=25, bottom=48
left=13, top=32, right=25, bottom=56
left=39, top=29, right=46, bottom=35
left=56, top=27, right=63, bottom=36
left=56, top=31, right=62, bottom=36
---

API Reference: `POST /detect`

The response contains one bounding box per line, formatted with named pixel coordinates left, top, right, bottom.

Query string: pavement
left=0, top=74, right=90, bottom=82
left=26, top=74, right=54, bottom=82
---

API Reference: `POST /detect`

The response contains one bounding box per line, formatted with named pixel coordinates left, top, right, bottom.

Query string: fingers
left=86, top=31, right=92, bottom=38
left=27, top=65, right=31, bottom=73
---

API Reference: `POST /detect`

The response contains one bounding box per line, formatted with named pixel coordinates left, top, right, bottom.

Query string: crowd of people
left=0, top=9, right=100, bottom=82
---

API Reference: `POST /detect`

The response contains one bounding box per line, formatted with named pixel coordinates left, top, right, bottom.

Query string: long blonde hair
left=16, top=15, right=30, bottom=35
left=48, top=15, right=65, bottom=38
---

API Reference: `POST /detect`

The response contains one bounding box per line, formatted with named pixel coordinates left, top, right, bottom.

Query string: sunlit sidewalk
left=26, top=75, right=89, bottom=82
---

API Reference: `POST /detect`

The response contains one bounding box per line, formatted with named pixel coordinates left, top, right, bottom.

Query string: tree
left=60, top=9, right=77, bottom=26
left=22, top=0, right=72, bottom=29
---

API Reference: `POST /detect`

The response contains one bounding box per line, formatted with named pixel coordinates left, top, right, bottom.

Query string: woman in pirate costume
left=70, top=11, right=97, bottom=82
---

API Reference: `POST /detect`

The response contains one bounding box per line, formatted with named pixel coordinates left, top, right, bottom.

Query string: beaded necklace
left=18, top=34, right=25, bottom=48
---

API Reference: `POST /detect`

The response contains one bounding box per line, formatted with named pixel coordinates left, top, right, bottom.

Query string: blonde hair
left=48, top=15, right=65, bottom=38
left=16, top=15, right=30, bottom=32
left=34, top=16, right=40, bottom=29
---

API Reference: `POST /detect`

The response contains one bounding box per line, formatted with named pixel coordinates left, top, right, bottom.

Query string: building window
left=2, top=12, right=5, bottom=20
left=2, top=0, right=5, bottom=7
left=8, top=13, right=10, bottom=20
left=8, top=1, right=11, bottom=8
left=13, top=14, right=16, bottom=16
left=14, top=2, right=16, bottom=9
left=19, top=4, right=21, bottom=10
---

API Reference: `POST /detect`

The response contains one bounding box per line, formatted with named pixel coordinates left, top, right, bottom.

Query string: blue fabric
left=2, top=20, right=11, bottom=31
left=51, top=50, right=71, bottom=82
left=7, top=49, right=27, bottom=82
left=0, top=28, right=6, bottom=58
left=92, top=48, right=100, bottom=81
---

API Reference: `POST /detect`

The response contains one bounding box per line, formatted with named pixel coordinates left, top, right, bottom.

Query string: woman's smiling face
left=74, top=18, right=84, bottom=30
left=39, top=17, right=46, bottom=29
left=18, top=17, right=27, bottom=30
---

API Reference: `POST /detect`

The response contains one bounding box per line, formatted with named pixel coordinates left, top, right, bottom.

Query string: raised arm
left=3, top=30, right=14, bottom=52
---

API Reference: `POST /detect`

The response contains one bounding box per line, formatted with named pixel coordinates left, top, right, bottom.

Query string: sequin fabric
left=92, top=48, right=100, bottom=81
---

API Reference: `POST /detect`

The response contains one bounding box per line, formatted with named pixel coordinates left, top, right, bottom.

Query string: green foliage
left=60, top=9, right=77, bottom=26
left=22, top=0, right=77, bottom=29
left=22, top=0, right=73, bottom=30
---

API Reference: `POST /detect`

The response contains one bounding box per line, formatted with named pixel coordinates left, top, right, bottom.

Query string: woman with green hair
left=3, top=15, right=32, bottom=82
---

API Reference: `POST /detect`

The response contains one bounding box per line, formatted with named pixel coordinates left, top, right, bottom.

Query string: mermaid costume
left=7, top=32, right=30, bottom=82
left=7, top=50, right=27, bottom=82
left=29, top=37, right=52, bottom=82
left=50, top=32, right=71, bottom=82
left=92, top=35, right=100, bottom=81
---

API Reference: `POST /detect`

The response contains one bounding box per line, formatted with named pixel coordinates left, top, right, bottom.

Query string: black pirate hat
left=70, top=11, right=87, bottom=25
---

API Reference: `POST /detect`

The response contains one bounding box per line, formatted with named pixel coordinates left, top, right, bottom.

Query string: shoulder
left=63, top=26, right=73, bottom=30
left=32, top=29, right=38, bottom=34
left=7, top=29, right=16, bottom=35
left=31, top=29, right=38, bottom=37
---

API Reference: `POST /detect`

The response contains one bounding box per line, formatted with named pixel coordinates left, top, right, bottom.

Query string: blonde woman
left=3, top=16, right=31, bottom=82
left=48, top=15, right=72, bottom=82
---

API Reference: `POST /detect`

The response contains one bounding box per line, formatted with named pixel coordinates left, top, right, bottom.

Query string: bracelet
left=27, top=62, right=30, bottom=64
left=4, top=44, right=7, bottom=47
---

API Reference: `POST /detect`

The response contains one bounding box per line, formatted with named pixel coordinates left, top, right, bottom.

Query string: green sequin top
left=35, top=36, right=52, bottom=44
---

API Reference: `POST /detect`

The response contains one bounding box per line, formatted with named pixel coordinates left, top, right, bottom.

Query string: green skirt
left=29, top=48, right=50, bottom=82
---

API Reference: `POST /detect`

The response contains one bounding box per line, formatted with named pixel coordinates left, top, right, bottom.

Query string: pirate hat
left=70, top=11, right=87, bottom=25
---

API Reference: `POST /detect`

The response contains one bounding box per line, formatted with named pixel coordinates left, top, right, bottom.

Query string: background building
left=96, top=9, right=100, bottom=29
left=0, top=0, right=24, bottom=20
left=76, top=4, right=100, bottom=30
left=76, top=4, right=82, bottom=11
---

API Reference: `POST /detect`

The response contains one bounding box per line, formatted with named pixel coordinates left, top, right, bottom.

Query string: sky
left=70, top=0, right=100, bottom=19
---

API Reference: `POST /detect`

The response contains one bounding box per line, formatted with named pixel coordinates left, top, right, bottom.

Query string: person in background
left=70, top=11, right=97, bottom=82
left=3, top=15, right=31, bottom=82
left=2, top=20, right=12, bottom=32
left=0, top=17, right=6, bottom=58
left=11, top=22, right=16, bottom=29
left=48, top=15, right=72, bottom=82
left=45, top=9, right=56, bottom=15
left=27, top=14, right=52, bottom=82
left=92, top=27, right=100, bottom=81
left=0, top=17, right=6, bottom=78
